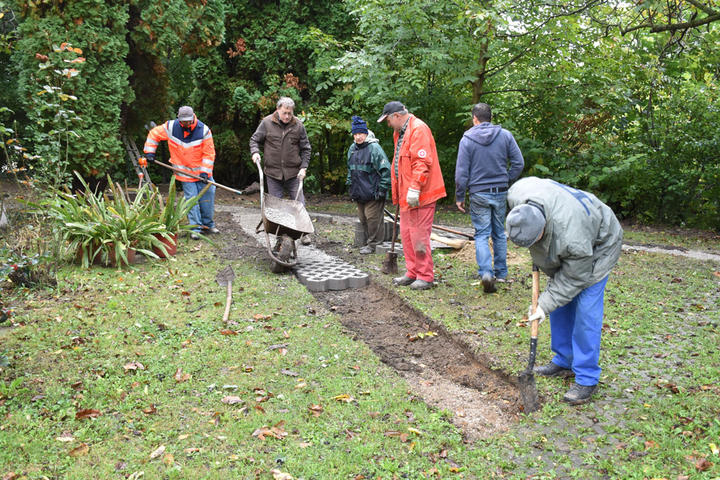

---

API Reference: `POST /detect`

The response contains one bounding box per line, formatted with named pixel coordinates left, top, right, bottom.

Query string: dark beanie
left=351, top=115, right=369, bottom=135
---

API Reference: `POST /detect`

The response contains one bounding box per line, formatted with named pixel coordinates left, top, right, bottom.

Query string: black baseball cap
left=377, top=101, right=405, bottom=122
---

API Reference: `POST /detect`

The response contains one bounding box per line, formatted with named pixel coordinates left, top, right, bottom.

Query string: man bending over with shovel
left=506, top=177, right=623, bottom=405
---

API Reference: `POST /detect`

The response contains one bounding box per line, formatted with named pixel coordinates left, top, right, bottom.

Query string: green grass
left=2, top=204, right=720, bottom=479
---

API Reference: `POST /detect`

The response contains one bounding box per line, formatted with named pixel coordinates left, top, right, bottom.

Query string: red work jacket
left=391, top=114, right=446, bottom=211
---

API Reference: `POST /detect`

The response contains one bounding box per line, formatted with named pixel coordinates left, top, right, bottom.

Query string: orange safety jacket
left=144, top=118, right=215, bottom=182
left=391, top=114, right=446, bottom=211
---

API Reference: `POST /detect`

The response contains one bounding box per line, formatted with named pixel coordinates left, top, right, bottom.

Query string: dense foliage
left=1, top=0, right=719, bottom=228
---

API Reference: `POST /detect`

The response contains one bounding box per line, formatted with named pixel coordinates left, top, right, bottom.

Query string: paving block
left=293, top=258, right=370, bottom=292
left=376, top=241, right=404, bottom=255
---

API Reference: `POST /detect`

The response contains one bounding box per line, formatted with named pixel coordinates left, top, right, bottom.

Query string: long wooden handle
left=530, top=265, right=540, bottom=337
left=152, top=159, right=244, bottom=195
left=222, top=282, right=232, bottom=322
left=383, top=207, right=474, bottom=240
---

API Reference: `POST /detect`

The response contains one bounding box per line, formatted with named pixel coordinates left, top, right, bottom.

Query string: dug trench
left=216, top=209, right=526, bottom=442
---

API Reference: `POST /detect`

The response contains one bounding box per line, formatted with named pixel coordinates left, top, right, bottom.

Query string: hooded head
left=506, top=203, right=546, bottom=247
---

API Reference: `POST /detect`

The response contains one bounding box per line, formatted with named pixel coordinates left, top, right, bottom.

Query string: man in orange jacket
left=144, top=106, right=217, bottom=240
left=378, top=101, right=446, bottom=290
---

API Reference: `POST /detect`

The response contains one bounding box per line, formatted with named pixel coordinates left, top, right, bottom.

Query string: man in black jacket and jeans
left=346, top=116, right=391, bottom=254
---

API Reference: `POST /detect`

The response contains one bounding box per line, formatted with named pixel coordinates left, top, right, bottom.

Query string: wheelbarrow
left=255, top=165, right=315, bottom=272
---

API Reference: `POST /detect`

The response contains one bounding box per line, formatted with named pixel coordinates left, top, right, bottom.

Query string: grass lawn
left=1, top=197, right=719, bottom=479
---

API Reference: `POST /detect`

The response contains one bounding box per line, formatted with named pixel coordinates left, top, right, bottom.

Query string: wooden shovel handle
left=222, top=282, right=232, bottom=322
left=531, top=265, right=540, bottom=337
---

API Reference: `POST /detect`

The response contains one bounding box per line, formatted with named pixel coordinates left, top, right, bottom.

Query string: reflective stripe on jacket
left=391, top=114, right=446, bottom=211
left=144, top=118, right=215, bottom=182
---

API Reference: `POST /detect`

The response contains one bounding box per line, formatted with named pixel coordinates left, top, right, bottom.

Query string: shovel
left=518, top=264, right=541, bottom=413
left=215, top=265, right=236, bottom=322
left=381, top=204, right=400, bottom=274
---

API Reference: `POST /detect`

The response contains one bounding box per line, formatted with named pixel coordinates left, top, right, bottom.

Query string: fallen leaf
left=645, top=440, right=659, bottom=450
left=2, top=473, right=18, bottom=480
left=713, top=271, right=720, bottom=278
left=253, top=313, right=272, bottom=320
left=162, top=453, right=174, bottom=466
left=69, top=443, right=89, bottom=457
left=333, top=394, right=354, bottom=403
left=222, top=396, right=242, bottom=405
left=75, top=408, right=101, bottom=420
left=184, top=447, right=201, bottom=453
left=252, top=421, right=287, bottom=441
left=270, top=469, right=294, bottom=480
left=281, top=369, right=299, bottom=377
left=308, top=404, right=324, bottom=417
left=142, top=405, right=157, bottom=415
left=174, top=368, right=191, bottom=383
left=178, top=434, right=190, bottom=440
left=123, top=361, right=145, bottom=372
left=70, top=381, right=83, bottom=391
left=695, top=457, right=713, bottom=471
left=181, top=338, right=192, bottom=348
left=56, top=433, right=75, bottom=442
left=219, top=329, right=237, bottom=335
left=149, top=445, right=165, bottom=459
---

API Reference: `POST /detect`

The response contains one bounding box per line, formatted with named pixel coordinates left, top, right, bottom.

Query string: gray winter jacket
left=507, top=177, right=623, bottom=313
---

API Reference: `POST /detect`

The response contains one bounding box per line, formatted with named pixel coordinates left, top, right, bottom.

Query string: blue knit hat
left=351, top=116, right=369, bottom=135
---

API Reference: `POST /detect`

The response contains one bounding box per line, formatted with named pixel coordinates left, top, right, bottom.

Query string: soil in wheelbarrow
left=215, top=209, right=522, bottom=441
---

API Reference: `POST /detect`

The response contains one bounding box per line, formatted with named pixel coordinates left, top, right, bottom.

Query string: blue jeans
left=469, top=191, right=508, bottom=279
left=181, top=179, right=216, bottom=232
left=549, top=276, right=609, bottom=386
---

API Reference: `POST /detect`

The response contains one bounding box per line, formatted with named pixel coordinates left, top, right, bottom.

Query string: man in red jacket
left=378, top=101, right=446, bottom=290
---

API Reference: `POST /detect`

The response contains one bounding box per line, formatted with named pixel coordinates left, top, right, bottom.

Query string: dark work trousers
left=267, top=175, right=305, bottom=205
left=357, top=199, right=386, bottom=248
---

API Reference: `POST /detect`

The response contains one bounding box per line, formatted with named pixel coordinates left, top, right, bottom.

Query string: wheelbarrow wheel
left=270, top=234, right=295, bottom=273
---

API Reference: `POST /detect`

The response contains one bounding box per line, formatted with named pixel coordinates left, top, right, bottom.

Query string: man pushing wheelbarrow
left=249, top=96, right=315, bottom=271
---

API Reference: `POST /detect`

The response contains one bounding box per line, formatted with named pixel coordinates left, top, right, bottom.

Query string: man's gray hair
left=472, top=103, right=492, bottom=122
left=277, top=97, right=295, bottom=110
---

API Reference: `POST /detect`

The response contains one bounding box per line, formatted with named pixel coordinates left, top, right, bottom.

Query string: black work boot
left=533, top=362, right=574, bottom=378
left=563, top=383, right=598, bottom=405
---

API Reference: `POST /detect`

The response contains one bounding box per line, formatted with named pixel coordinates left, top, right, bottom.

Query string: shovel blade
left=381, top=252, right=398, bottom=274
left=518, top=370, right=539, bottom=413
left=215, top=265, right=236, bottom=286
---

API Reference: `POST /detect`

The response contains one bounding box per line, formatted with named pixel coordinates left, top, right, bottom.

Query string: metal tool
left=518, top=265, right=541, bottom=413
left=381, top=204, right=400, bottom=274
left=215, top=265, right=236, bottom=323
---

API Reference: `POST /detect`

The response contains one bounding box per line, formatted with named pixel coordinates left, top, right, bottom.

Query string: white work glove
left=527, top=305, right=545, bottom=324
left=297, top=168, right=307, bottom=181
left=406, top=188, right=420, bottom=207
left=252, top=153, right=261, bottom=167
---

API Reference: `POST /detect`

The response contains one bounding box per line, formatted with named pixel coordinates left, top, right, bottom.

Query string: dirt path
left=218, top=205, right=523, bottom=441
